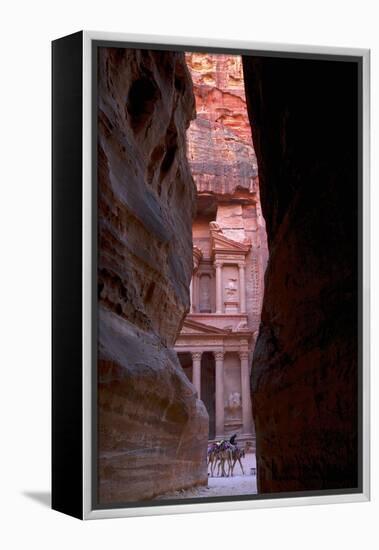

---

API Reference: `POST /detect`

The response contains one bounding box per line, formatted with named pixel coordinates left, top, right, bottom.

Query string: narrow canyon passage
left=97, top=48, right=265, bottom=503
left=176, top=53, right=268, bottom=434
left=97, top=46, right=359, bottom=505
left=172, top=52, right=267, bottom=498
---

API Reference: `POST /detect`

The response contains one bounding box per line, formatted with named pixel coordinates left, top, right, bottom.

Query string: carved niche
left=225, top=391, right=242, bottom=423
left=224, top=275, right=239, bottom=313
left=199, top=273, right=211, bottom=313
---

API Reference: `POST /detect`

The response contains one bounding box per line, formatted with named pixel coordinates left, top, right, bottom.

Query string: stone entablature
left=176, top=319, right=254, bottom=353
left=185, top=312, right=250, bottom=331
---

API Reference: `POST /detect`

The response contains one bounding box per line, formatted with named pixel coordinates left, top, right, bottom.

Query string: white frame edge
left=81, top=30, right=370, bottom=520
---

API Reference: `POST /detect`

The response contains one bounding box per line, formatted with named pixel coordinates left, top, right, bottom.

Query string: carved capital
left=214, top=351, right=225, bottom=361
left=214, top=261, right=223, bottom=269
left=191, top=351, right=202, bottom=362
left=209, top=221, right=221, bottom=232
left=193, top=245, right=203, bottom=271
left=239, top=350, right=249, bottom=361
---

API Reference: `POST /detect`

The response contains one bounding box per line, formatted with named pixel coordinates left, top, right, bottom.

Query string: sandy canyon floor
left=156, top=453, right=257, bottom=500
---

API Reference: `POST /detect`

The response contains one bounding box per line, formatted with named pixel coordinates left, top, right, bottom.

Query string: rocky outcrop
left=186, top=53, right=268, bottom=329
left=243, top=56, right=359, bottom=492
left=98, top=47, right=208, bottom=504
left=186, top=53, right=259, bottom=197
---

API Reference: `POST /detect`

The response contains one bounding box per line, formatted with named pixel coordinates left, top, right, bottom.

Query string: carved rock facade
left=175, top=54, right=268, bottom=447
left=97, top=47, right=208, bottom=504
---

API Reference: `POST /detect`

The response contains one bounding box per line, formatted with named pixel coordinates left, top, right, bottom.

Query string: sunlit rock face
left=243, top=56, right=359, bottom=493
left=175, top=54, right=268, bottom=446
left=185, top=53, right=268, bottom=329
left=97, top=47, right=208, bottom=504
left=186, top=53, right=259, bottom=196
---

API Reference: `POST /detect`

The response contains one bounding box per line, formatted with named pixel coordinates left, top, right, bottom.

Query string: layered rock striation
left=98, top=47, right=208, bottom=504
left=243, top=56, right=359, bottom=492
left=186, top=53, right=268, bottom=330
left=186, top=53, right=259, bottom=197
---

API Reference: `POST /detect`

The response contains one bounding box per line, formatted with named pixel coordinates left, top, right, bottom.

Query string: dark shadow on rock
left=23, top=491, right=51, bottom=508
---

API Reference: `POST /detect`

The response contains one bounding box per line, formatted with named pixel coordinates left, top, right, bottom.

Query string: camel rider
left=229, top=433, right=237, bottom=446
left=215, top=434, right=237, bottom=450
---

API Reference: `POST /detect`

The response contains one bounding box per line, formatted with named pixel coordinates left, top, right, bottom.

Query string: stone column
left=191, top=351, right=202, bottom=399
left=189, top=278, right=193, bottom=313
left=238, top=263, right=246, bottom=313
left=214, top=351, right=225, bottom=438
left=215, top=262, right=223, bottom=314
left=192, top=273, right=198, bottom=312
left=240, top=350, right=252, bottom=434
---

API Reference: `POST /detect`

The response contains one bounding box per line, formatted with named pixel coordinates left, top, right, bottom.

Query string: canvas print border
left=78, top=31, right=370, bottom=520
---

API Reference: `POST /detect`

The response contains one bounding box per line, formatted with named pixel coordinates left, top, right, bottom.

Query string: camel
left=216, top=447, right=233, bottom=477
left=208, top=442, right=234, bottom=477
left=207, top=446, right=219, bottom=477
left=230, top=447, right=245, bottom=476
left=208, top=440, right=246, bottom=478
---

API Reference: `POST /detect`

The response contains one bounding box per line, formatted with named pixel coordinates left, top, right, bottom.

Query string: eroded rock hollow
left=97, top=48, right=208, bottom=504
left=243, top=56, right=359, bottom=492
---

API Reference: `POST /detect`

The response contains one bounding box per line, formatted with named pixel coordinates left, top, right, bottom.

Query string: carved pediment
left=180, top=319, right=232, bottom=336
left=210, top=226, right=251, bottom=256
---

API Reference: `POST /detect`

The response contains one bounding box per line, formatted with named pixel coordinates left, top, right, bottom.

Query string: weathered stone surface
left=174, top=54, right=268, bottom=446
left=186, top=53, right=259, bottom=197
left=98, top=47, right=208, bottom=503
left=243, top=56, right=359, bottom=492
left=186, top=53, right=268, bottom=330
left=98, top=310, right=208, bottom=502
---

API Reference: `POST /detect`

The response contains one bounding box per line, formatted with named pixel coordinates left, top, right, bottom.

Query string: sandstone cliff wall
left=243, top=56, right=359, bottom=492
left=186, top=52, right=259, bottom=196
left=186, top=53, right=268, bottom=330
left=98, top=48, right=208, bottom=504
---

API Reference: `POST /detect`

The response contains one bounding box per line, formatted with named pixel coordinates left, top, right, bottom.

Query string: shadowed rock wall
left=98, top=47, right=208, bottom=504
left=243, top=56, right=359, bottom=492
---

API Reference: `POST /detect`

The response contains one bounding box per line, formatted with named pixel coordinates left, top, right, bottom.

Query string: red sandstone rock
left=176, top=54, right=268, bottom=446
left=185, top=53, right=259, bottom=196
left=243, top=56, right=359, bottom=492
left=97, top=47, right=208, bottom=504
left=185, top=53, right=268, bottom=338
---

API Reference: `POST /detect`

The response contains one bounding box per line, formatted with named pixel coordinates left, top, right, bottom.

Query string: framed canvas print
left=52, top=30, right=370, bottom=520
